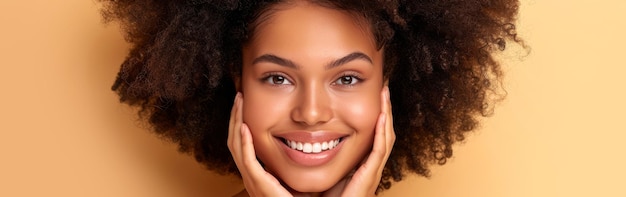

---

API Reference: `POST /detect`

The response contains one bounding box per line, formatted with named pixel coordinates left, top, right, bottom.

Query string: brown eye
left=335, top=75, right=359, bottom=85
left=272, top=76, right=285, bottom=84
left=265, top=75, right=292, bottom=85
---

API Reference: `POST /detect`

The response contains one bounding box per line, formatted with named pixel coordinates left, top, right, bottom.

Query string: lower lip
left=276, top=138, right=344, bottom=167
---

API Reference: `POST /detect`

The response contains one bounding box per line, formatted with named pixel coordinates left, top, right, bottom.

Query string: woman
left=100, top=0, right=521, bottom=196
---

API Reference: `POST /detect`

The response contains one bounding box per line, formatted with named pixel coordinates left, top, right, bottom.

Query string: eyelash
left=260, top=72, right=364, bottom=87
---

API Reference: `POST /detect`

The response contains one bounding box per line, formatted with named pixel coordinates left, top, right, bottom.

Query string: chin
left=289, top=183, right=332, bottom=193
left=265, top=160, right=350, bottom=193
left=281, top=170, right=340, bottom=192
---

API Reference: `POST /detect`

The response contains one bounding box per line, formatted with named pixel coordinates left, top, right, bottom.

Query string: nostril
left=290, top=92, right=333, bottom=126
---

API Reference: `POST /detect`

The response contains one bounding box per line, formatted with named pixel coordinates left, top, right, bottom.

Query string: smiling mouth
left=281, top=138, right=344, bottom=154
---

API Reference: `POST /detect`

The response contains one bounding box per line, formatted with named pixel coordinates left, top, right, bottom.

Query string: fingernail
left=236, top=92, right=243, bottom=104
left=381, top=113, right=386, bottom=126
left=384, top=86, right=390, bottom=100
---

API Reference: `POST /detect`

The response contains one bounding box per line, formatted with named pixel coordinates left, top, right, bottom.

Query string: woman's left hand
left=323, top=86, right=396, bottom=197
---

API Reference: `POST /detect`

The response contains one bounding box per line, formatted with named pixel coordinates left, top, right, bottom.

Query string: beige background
left=1, top=0, right=625, bottom=196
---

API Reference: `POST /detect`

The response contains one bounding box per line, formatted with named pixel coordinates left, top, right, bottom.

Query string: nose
left=291, top=83, right=333, bottom=126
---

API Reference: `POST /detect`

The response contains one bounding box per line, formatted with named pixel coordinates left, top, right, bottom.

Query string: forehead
left=244, top=3, right=378, bottom=58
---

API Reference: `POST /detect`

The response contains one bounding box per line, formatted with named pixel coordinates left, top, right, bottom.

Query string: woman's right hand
left=227, top=93, right=293, bottom=197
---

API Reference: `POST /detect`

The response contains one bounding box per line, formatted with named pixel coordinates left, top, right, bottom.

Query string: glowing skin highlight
left=240, top=2, right=384, bottom=193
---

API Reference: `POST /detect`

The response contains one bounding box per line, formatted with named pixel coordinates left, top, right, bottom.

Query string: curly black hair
left=100, top=0, right=521, bottom=192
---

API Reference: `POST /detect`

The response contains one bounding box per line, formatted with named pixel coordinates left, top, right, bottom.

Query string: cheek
left=241, top=91, right=290, bottom=133
left=333, top=92, right=381, bottom=133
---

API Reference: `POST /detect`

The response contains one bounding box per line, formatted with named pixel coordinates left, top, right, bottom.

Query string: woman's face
left=241, top=2, right=384, bottom=192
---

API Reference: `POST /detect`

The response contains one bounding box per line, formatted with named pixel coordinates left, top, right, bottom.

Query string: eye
left=334, top=75, right=360, bottom=86
left=263, top=74, right=293, bottom=85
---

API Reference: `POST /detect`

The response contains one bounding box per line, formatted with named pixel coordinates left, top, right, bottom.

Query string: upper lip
left=274, top=131, right=347, bottom=143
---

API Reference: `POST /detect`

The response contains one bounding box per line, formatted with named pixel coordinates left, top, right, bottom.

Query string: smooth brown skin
left=229, top=87, right=394, bottom=197
left=227, top=2, right=396, bottom=197
left=242, top=2, right=382, bottom=192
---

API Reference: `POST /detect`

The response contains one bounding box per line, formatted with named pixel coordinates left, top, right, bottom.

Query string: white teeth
left=285, top=138, right=341, bottom=154
left=312, top=143, right=321, bottom=153
left=302, top=143, right=312, bottom=153
left=296, top=142, right=303, bottom=151
left=290, top=141, right=297, bottom=149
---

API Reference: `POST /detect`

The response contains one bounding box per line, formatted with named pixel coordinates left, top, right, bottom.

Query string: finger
left=235, top=93, right=243, bottom=141
left=228, top=93, right=240, bottom=132
left=240, top=124, right=263, bottom=171
left=375, top=111, right=388, bottom=159
left=240, top=124, right=274, bottom=179
left=229, top=93, right=244, bottom=170
left=380, top=86, right=391, bottom=136
left=228, top=93, right=242, bottom=149
left=381, top=86, right=388, bottom=114
left=240, top=124, right=291, bottom=196
left=380, top=87, right=394, bottom=147
left=380, top=86, right=395, bottom=173
left=370, top=112, right=388, bottom=175
left=239, top=124, right=260, bottom=190
left=236, top=124, right=261, bottom=195
left=383, top=86, right=393, bottom=136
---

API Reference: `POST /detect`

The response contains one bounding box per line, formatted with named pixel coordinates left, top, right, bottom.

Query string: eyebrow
left=251, top=52, right=373, bottom=70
